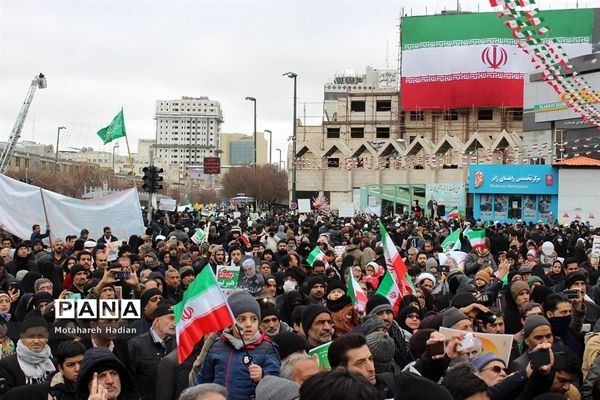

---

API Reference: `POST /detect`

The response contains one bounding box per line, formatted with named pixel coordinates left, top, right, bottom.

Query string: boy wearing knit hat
left=194, top=290, right=281, bottom=400
left=326, top=279, right=360, bottom=336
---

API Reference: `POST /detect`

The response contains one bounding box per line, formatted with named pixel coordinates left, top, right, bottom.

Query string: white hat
left=155, top=235, right=166, bottom=241
left=416, top=272, right=436, bottom=286
left=84, top=240, right=97, bottom=249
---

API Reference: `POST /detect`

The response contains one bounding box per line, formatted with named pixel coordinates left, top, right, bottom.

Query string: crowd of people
left=0, top=209, right=599, bottom=400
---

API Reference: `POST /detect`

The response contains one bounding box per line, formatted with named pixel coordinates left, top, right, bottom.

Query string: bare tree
left=221, top=165, right=287, bottom=203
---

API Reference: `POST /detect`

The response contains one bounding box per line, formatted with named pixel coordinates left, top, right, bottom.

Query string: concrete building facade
left=154, top=96, right=223, bottom=166
left=291, top=68, right=524, bottom=211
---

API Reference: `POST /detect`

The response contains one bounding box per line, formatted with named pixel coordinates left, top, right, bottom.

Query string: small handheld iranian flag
left=378, top=220, right=416, bottom=315
left=347, top=274, right=367, bottom=313
left=306, top=246, right=327, bottom=266
left=174, top=267, right=234, bottom=363
left=467, top=230, right=487, bottom=250
left=375, top=271, right=403, bottom=316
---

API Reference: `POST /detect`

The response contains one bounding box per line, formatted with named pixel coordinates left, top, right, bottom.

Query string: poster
left=338, top=202, right=355, bottom=218
left=494, top=195, right=507, bottom=221
left=298, top=199, right=311, bottom=213
left=159, top=199, right=177, bottom=211
left=480, top=195, right=493, bottom=221
left=538, top=195, right=552, bottom=222
left=592, top=235, right=600, bottom=258
left=523, top=195, right=536, bottom=220
left=439, top=327, right=514, bottom=364
left=308, top=341, right=332, bottom=370
left=508, top=195, right=522, bottom=219
left=216, top=265, right=240, bottom=289
left=334, top=246, right=346, bottom=257
left=426, top=184, right=466, bottom=217
left=438, top=251, right=468, bottom=272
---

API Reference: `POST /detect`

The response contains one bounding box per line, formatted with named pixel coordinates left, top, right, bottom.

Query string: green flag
left=441, top=229, right=460, bottom=252
left=97, top=109, right=126, bottom=144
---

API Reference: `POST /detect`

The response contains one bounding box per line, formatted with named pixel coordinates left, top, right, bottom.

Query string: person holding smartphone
left=508, top=315, right=553, bottom=373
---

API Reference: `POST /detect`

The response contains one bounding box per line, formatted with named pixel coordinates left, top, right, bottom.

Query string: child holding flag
left=194, top=291, right=280, bottom=400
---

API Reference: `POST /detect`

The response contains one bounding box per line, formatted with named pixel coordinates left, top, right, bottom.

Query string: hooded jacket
left=75, top=348, right=138, bottom=400
left=194, top=330, right=280, bottom=400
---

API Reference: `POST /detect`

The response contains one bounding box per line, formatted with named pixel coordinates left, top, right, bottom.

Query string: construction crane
left=0, top=73, right=47, bottom=174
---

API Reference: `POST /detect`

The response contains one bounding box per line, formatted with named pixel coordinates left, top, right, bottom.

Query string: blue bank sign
left=468, top=164, right=558, bottom=194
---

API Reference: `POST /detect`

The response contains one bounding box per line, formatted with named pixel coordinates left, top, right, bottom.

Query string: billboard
left=203, top=157, right=221, bottom=174
left=401, top=9, right=595, bottom=110
left=468, top=164, right=558, bottom=195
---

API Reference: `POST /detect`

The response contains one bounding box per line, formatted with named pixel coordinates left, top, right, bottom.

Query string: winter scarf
left=16, top=340, right=55, bottom=381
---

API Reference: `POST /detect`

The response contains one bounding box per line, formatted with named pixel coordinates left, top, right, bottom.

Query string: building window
left=350, top=127, right=364, bottom=138
left=327, top=127, right=340, bottom=138
left=376, top=100, right=392, bottom=112
left=376, top=127, right=390, bottom=138
left=327, top=158, right=340, bottom=168
left=410, top=111, right=424, bottom=121
left=444, top=111, right=458, bottom=120
left=511, top=109, right=523, bottom=121
left=478, top=109, right=494, bottom=120
left=350, top=101, right=366, bottom=112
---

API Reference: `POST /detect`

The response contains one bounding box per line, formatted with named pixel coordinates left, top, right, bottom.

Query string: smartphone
left=427, top=340, right=445, bottom=357
left=530, top=348, right=551, bottom=369
left=439, top=265, right=449, bottom=273
left=114, top=271, right=130, bottom=281
left=457, top=332, right=475, bottom=352
left=564, top=289, right=580, bottom=300
left=114, top=286, right=122, bottom=299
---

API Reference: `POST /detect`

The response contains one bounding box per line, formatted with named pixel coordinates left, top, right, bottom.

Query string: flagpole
left=39, top=188, right=53, bottom=249
left=121, top=107, right=136, bottom=186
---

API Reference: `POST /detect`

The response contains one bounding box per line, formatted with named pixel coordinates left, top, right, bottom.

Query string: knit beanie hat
left=451, top=292, right=477, bottom=309
left=228, top=290, right=261, bottom=318
left=531, top=285, right=553, bottom=305
left=152, top=300, right=174, bottom=319
left=261, top=306, right=280, bottom=321
left=475, top=270, right=491, bottom=285
left=304, top=276, right=325, bottom=294
left=442, top=308, right=469, bottom=328
left=141, top=288, right=162, bottom=311
left=366, top=294, right=392, bottom=315
left=510, top=281, right=530, bottom=300
left=33, top=292, right=53, bottom=307
left=472, top=352, right=505, bottom=372
left=70, top=264, right=87, bottom=278
left=425, top=258, right=438, bottom=272
left=256, top=375, right=300, bottom=400
left=564, top=271, right=587, bottom=289
left=326, top=279, right=347, bottom=295
left=271, top=332, right=310, bottom=360
left=523, top=315, right=550, bottom=338
left=359, top=314, right=387, bottom=336
left=301, top=304, right=330, bottom=335
left=528, top=275, right=545, bottom=287
left=366, top=332, right=395, bottom=369
left=179, top=266, right=195, bottom=280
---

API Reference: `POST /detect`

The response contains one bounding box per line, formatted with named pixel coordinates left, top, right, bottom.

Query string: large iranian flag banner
left=401, top=9, right=594, bottom=110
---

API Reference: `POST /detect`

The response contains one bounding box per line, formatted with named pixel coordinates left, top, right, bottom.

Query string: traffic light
left=154, top=167, right=164, bottom=191
left=142, top=166, right=164, bottom=193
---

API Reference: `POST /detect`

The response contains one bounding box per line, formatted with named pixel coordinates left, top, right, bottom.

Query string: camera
left=114, top=271, right=130, bottom=281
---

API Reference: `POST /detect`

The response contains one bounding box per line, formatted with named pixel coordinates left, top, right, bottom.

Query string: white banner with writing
left=0, top=174, right=144, bottom=242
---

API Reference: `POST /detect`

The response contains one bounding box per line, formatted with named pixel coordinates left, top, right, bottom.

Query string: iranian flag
left=401, top=9, right=593, bottom=110
left=467, top=230, right=487, bottom=251
left=174, top=267, right=234, bottom=363
left=375, top=272, right=403, bottom=316
left=347, top=274, right=368, bottom=313
left=378, top=220, right=416, bottom=314
left=306, top=246, right=327, bottom=266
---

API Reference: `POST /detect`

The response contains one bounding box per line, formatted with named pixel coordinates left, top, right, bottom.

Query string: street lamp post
left=265, top=130, right=272, bottom=165
left=283, top=72, right=297, bottom=204
left=54, top=126, right=66, bottom=174
left=276, top=148, right=282, bottom=171
left=245, top=97, right=257, bottom=171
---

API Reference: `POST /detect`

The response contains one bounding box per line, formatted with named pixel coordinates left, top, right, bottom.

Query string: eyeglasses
left=481, top=365, right=507, bottom=374
left=406, top=314, right=421, bottom=319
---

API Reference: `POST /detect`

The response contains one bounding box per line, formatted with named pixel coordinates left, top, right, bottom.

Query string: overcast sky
left=0, top=0, right=597, bottom=162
